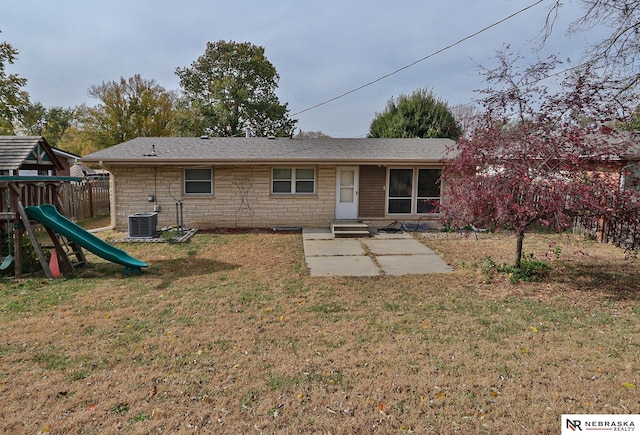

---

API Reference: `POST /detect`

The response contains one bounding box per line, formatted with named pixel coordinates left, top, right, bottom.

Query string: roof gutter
left=80, top=158, right=451, bottom=166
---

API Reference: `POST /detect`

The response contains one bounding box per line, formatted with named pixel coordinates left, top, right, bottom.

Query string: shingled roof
left=0, top=136, right=64, bottom=172
left=81, top=137, right=457, bottom=166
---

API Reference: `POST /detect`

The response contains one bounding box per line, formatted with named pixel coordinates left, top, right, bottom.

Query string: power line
left=291, top=0, right=546, bottom=118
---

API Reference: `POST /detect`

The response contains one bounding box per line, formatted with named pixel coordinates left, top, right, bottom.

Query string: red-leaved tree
left=442, top=51, right=639, bottom=267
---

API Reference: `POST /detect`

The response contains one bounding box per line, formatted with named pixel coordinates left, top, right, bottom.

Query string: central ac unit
left=128, top=212, right=158, bottom=238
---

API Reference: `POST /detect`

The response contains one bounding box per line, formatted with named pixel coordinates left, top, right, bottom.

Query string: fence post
left=88, top=182, right=94, bottom=217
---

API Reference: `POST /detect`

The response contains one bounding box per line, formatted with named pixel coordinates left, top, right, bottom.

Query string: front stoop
left=331, top=220, right=370, bottom=238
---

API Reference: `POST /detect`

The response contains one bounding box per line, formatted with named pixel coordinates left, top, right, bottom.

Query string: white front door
left=335, top=167, right=359, bottom=219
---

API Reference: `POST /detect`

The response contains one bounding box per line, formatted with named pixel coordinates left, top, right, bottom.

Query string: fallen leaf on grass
left=621, top=382, right=636, bottom=389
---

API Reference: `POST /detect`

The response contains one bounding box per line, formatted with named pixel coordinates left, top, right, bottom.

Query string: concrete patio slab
left=376, top=254, right=454, bottom=275
left=302, top=228, right=334, bottom=240
left=302, top=228, right=454, bottom=276
left=306, top=255, right=380, bottom=277
left=370, top=232, right=413, bottom=240
left=303, top=239, right=365, bottom=256
left=363, top=238, right=433, bottom=255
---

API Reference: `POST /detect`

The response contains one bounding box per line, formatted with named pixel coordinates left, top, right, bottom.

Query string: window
left=388, top=169, right=413, bottom=213
left=388, top=167, right=441, bottom=214
left=184, top=168, right=213, bottom=195
left=417, top=169, right=441, bottom=213
left=272, top=167, right=315, bottom=194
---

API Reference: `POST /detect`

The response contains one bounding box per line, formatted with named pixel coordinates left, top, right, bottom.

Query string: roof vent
left=144, top=144, right=157, bottom=157
left=200, top=135, right=209, bottom=139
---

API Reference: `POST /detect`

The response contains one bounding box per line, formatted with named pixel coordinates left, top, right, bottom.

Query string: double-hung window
left=272, top=167, right=315, bottom=194
left=388, top=168, right=441, bottom=214
left=184, top=167, right=213, bottom=195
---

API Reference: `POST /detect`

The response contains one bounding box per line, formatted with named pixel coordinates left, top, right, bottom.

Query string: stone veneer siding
left=107, top=164, right=337, bottom=230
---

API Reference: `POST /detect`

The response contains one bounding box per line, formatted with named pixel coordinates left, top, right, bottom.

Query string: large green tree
left=0, top=34, right=29, bottom=135
left=18, top=102, right=75, bottom=147
left=368, top=88, right=461, bottom=140
left=175, top=40, right=297, bottom=137
left=82, top=74, right=176, bottom=149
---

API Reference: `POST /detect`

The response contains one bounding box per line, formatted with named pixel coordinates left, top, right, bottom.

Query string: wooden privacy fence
left=573, top=207, right=640, bottom=253
left=58, top=178, right=110, bottom=221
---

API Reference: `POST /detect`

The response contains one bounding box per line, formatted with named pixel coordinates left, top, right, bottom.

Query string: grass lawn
left=76, top=214, right=112, bottom=231
left=0, top=229, right=638, bottom=433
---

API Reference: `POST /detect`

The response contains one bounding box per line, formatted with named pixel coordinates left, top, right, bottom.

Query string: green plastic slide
left=25, top=204, right=148, bottom=273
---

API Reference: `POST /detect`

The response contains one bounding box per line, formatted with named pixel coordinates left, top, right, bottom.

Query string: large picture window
left=388, top=167, right=441, bottom=214
left=272, top=167, right=316, bottom=194
left=184, top=168, right=213, bottom=195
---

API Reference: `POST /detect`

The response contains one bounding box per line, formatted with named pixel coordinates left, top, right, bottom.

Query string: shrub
left=482, top=253, right=550, bottom=284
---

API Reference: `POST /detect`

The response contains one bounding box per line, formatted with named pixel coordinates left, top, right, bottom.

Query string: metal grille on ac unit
left=128, top=212, right=158, bottom=238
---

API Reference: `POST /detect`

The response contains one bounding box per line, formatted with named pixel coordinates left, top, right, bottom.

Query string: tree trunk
left=515, top=229, right=525, bottom=268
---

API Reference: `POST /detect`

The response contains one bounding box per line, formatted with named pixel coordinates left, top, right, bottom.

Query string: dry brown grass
left=0, top=230, right=638, bottom=434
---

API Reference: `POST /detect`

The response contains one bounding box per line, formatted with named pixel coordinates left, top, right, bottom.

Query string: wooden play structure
left=1, top=176, right=88, bottom=278
left=1, top=176, right=147, bottom=278
left=1, top=136, right=146, bottom=278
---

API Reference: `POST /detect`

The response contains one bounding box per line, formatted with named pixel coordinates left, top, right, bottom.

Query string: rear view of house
left=81, top=137, right=455, bottom=230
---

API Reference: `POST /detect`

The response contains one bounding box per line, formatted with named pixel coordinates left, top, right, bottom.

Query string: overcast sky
left=1, top=0, right=606, bottom=137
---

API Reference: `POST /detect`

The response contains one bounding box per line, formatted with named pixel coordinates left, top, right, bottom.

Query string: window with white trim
left=184, top=167, right=213, bottom=195
left=272, top=167, right=316, bottom=194
left=388, top=167, right=441, bottom=214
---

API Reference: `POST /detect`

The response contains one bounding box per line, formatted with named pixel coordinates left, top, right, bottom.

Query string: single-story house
left=81, top=137, right=456, bottom=230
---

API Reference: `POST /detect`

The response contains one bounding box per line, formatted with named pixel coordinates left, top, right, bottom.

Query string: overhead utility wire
left=290, top=0, right=545, bottom=117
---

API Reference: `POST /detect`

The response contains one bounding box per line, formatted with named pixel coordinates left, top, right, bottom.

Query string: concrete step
left=331, top=221, right=370, bottom=238
left=333, top=230, right=371, bottom=237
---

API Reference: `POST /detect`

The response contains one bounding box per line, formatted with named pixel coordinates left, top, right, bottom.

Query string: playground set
left=1, top=176, right=147, bottom=278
